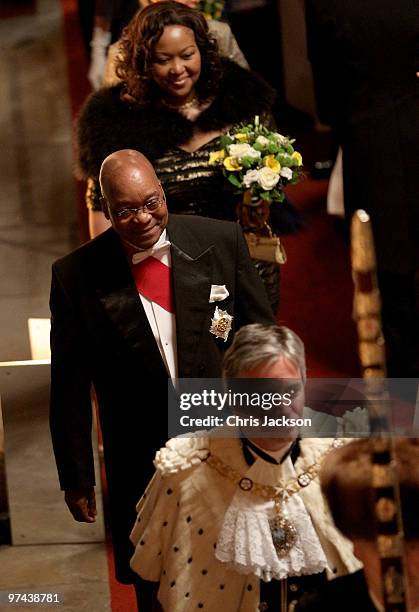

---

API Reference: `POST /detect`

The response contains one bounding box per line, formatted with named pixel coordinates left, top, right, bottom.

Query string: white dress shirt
left=131, top=230, right=178, bottom=379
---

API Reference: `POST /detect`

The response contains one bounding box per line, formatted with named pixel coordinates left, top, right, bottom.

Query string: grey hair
left=223, top=324, right=306, bottom=383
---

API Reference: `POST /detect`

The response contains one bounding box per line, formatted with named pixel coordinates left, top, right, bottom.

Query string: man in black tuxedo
left=49, top=149, right=274, bottom=602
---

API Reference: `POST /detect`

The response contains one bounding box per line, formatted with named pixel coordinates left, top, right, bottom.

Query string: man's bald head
left=99, top=149, right=157, bottom=199
left=99, top=149, right=168, bottom=250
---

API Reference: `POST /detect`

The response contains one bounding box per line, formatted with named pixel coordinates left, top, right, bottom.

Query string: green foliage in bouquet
left=209, top=116, right=304, bottom=203
left=198, top=0, right=224, bottom=20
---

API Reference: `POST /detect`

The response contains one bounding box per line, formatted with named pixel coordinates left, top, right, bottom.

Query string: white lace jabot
left=215, top=452, right=328, bottom=582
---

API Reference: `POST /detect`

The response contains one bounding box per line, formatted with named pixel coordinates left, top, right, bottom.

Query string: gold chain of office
left=205, top=439, right=344, bottom=557
left=205, top=439, right=343, bottom=504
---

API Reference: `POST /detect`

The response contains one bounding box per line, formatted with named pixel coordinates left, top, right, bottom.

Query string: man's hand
left=65, top=487, right=97, bottom=523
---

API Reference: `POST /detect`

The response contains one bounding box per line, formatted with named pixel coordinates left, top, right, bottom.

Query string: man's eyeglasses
left=112, top=194, right=165, bottom=220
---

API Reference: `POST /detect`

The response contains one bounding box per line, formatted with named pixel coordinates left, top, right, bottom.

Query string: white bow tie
left=131, top=239, right=171, bottom=265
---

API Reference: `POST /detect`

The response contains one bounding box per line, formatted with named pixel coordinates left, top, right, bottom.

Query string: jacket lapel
left=92, top=222, right=217, bottom=378
left=168, top=217, right=214, bottom=378
left=93, top=230, right=166, bottom=375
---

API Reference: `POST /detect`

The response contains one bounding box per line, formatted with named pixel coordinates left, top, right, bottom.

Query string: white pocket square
left=209, top=284, right=229, bottom=303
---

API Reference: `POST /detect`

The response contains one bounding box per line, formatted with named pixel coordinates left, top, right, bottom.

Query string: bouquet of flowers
left=209, top=116, right=303, bottom=264
left=209, top=115, right=303, bottom=204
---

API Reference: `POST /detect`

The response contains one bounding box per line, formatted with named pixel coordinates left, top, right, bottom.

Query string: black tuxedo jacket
left=49, top=215, right=273, bottom=581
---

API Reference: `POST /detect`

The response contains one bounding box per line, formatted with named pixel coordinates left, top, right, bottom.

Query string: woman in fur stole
left=77, top=1, right=298, bottom=310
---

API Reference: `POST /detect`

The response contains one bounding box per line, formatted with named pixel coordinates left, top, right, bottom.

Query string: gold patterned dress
left=158, top=140, right=288, bottom=309
left=154, top=139, right=232, bottom=219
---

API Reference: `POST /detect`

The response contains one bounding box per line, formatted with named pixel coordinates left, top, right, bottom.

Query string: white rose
left=258, top=166, right=280, bottom=190
left=273, top=133, right=289, bottom=146
left=255, top=135, right=270, bottom=147
left=228, top=143, right=261, bottom=161
left=280, top=167, right=293, bottom=180
left=243, top=169, right=260, bottom=188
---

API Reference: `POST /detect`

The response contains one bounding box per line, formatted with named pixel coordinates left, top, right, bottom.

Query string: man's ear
left=100, top=196, right=110, bottom=220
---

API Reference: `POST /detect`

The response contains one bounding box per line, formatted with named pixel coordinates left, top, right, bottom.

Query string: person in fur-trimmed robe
left=77, top=2, right=300, bottom=310
left=130, top=324, right=369, bottom=611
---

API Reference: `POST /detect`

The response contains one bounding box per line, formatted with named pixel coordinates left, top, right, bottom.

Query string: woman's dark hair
left=116, top=1, right=222, bottom=104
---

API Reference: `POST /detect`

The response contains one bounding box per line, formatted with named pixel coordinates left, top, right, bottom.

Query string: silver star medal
left=209, top=306, right=233, bottom=342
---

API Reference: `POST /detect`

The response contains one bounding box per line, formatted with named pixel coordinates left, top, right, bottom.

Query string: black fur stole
left=76, top=58, right=276, bottom=179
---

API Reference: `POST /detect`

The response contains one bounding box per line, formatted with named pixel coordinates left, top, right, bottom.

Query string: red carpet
left=60, top=0, right=91, bottom=243
left=105, top=539, right=137, bottom=611
left=59, top=3, right=359, bottom=610
left=60, top=0, right=90, bottom=117
left=280, top=179, right=359, bottom=377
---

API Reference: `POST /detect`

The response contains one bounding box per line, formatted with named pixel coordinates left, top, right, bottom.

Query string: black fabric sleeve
left=234, top=223, right=276, bottom=328
left=304, top=0, right=338, bottom=126
left=49, top=265, right=96, bottom=490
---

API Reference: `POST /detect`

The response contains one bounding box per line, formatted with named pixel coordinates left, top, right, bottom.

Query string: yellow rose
left=263, top=155, right=281, bottom=173
left=292, top=151, right=303, bottom=166
left=234, top=133, right=249, bottom=143
left=208, top=150, right=226, bottom=165
left=223, top=156, right=242, bottom=171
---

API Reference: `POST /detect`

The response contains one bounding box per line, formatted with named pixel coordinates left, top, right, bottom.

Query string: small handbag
left=237, top=199, right=287, bottom=265
left=244, top=231, right=287, bottom=265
